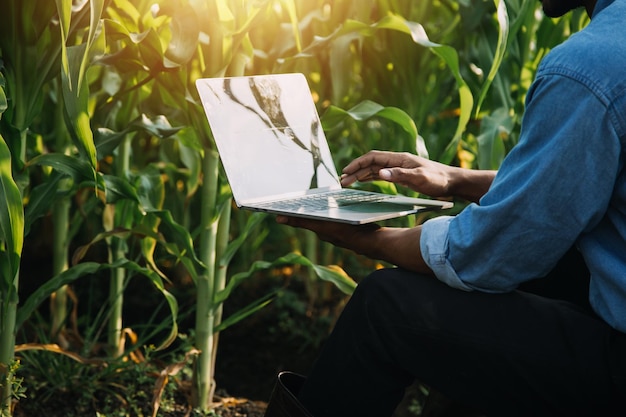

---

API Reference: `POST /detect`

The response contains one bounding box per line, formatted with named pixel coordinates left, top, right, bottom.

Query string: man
left=263, top=0, right=626, bottom=415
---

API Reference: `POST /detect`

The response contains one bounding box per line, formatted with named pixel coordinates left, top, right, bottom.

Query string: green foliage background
left=0, top=0, right=588, bottom=415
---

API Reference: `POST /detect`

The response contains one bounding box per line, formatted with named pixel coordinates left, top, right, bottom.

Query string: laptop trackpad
left=342, top=202, right=421, bottom=213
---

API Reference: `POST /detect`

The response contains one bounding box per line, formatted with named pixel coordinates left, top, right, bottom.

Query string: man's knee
left=351, top=268, right=434, bottom=322
left=357, top=268, right=440, bottom=302
left=338, top=268, right=408, bottom=329
left=358, top=267, right=428, bottom=292
left=353, top=268, right=410, bottom=307
left=355, top=268, right=480, bottom=333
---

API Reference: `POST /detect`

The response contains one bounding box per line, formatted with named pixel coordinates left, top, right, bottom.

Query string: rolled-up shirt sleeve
left=420, top=216, right=473, bottom=291
left=418, top=71, right=621, bottom=294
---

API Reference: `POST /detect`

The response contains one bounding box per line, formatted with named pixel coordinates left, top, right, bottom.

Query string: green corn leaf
left=292, top=14, right=473, bottom=164
left=148, top=209, right=207, bottom=270
left=179, top=256, right=200, bottom=284
left=102, top=174, right=141, bottom=205
left=71, top=221, right=181, bottom=269
left=94, top=127, right=130, bottom=160
left=215, top=252, right=356, bottom=305
left=95, top=115, right=183, bottom=160
left=162, top=3, right=200, bottom=67
left=24, top=172, right=64, bottom=235
left=56, top=0, right=104, bottom=171
left=474, top=0, right=510, bottom=118
left=279, top=0, right=302, bottom=52
left=134, top=165, right=165, bottom=212
left=134, top=27, right=165, bottom=71
left=27, top=153, right=96, bottom=183
left=130, top=114, right=182, bottom=139
left=16, top=259, right=178, bottom=350
left=321, top=100, right=428, bottom=158
left=328, top=33, right=362, bottom=104
left=219, top=212, right=268, bottom=267
left=213, top=259, right=278, bottom=305
left=371, top=16, right=473, bottom=164
left=56, top=0, right=104, bottom=92
left=178, top=140, right=202, bottom=197
left=72, top=227, right=133, bottom=266
left=175, top=112, right=206, bottom=152
left=101, top=18, right=132, bottom=42
left=0, top=73, right=7, bottom=117
left=0, top=134, right=24, bottom=289
left=214, top=291, right=276, bottom=333
left=138, top=214, right=169, bottom=282
left=476, top=107, right=513, bottom=170
left=439, top=85, right=474, bottom=165
left=55, top=0, right=71, bottom=50
left=61, top=47, right=97, bottom=169
left=308, top=263, right=357, bottom=296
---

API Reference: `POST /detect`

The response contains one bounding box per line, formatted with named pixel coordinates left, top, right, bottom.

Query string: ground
left=12, top=259, right=426, bottom=417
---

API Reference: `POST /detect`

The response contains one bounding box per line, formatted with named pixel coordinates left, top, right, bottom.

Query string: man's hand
left=273, top=150, right=495, bottom=274
left=340, top=151, right=455, bottom=198
left=276, top=215, right=433, bottom=274
left=340, top=150, right=495, bottom=203
left=276, top=215, right=381, bottom=257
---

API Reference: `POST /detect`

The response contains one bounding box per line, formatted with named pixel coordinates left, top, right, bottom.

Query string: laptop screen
left=196, top=73, right=340, bottom=203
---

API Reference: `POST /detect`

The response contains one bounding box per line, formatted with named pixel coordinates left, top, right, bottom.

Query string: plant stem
left=107, top=135, right=131, bottom=357
left=108, top=242, right=125, bottom=357
left=50, top=92, right=71, bottom=339
left=0, top=276, right=18, bottom=416
left=210, top=198, right=232, bottom=384
left=50, top=191, right=70, bottom=338
left=193, top=150, right=220, bottom=410
left=0, top=127, right=26, bottom=416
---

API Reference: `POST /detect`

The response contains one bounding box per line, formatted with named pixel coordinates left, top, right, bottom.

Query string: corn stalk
left=0, top=128, right=24, bottom=416
left=192, top=150, right=223, bottom=408
left=49, top=81, right=74, bottom=340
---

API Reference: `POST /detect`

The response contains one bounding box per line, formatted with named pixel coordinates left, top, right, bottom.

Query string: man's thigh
left=363, top=268, right=621, bottom=416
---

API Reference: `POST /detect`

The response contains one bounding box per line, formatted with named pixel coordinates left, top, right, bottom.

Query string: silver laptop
left=195, top=73, right=452, bottom=224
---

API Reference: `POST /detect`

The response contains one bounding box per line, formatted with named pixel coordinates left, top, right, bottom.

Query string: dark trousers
left=297, top=248, right=626, bottom=416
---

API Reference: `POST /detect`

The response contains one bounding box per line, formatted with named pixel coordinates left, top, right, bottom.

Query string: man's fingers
left=276, top=215, right=308, bottom=228
left=275, top=215, right=289, bottom=224
left=340, top=169, right=378, bottom=186
left=342, top=150, right=389, bottom=175
left=341, top=151, right=419, bottom=183
left=379, top=168, right=392, bottom=180
left=378, top=167, right=409, bottom=186
left=275, top=215, right=326, bottom=232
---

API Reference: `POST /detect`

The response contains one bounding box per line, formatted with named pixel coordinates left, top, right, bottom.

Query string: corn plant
left=0, top=0, right=179, bottom=413
left=0, top=75, right=24, bottom=415
left=2, top=0, right=590, bottom=415
left=0, top=1, right=72, bottom=411
left=92, top=0, right=358, bottom=411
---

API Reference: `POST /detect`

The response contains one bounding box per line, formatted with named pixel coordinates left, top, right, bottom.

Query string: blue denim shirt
left=420, top=0, right=626, bottom=333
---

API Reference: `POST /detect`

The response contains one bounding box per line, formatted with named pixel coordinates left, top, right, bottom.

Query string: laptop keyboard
left=256, top=190, right=391, bottom=211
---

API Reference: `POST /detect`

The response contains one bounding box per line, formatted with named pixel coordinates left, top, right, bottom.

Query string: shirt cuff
left=420, top=216, right=473, bottom=291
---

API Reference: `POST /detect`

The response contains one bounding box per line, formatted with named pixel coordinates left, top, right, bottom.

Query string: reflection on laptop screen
left=197, top=74, right=340, bottom=202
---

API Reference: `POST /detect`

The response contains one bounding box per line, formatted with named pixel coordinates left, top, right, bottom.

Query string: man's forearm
left=366, top=226, right=433, bottom=274
left=448, top=169, right=496, bottom=203
left=276, top=216, right=435, bottom=275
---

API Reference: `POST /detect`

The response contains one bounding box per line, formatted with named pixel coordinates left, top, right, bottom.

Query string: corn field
left=0, top=0, right=587, bottom=415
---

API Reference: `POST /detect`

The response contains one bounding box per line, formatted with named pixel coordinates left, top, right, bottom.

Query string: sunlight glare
left=323, top=4, right=331, bottom=19
left=273, top=1, right=283, bottom=14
